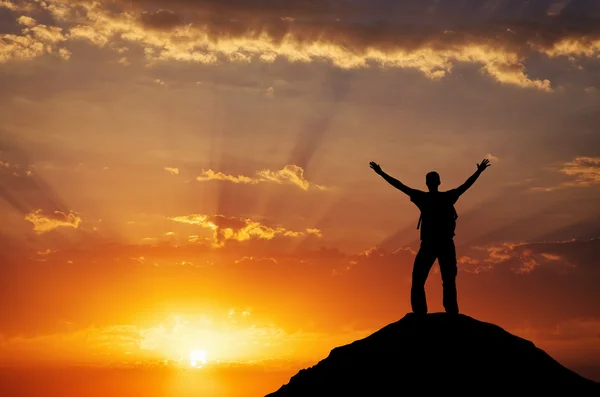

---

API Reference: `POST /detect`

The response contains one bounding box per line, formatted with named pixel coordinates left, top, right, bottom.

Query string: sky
left=0, top=0, right=599, bottom=395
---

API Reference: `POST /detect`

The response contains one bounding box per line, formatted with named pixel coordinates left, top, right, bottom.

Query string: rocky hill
left=267, top=313, right=600, bottom=396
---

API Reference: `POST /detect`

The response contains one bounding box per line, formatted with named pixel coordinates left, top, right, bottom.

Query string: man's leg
left=438, top=239, right=459, bottom=314
left=411, top=241, right=436, bottom=314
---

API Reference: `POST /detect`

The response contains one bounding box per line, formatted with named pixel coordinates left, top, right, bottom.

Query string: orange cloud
left=475, top=243, right=542, bottom=274
left=559, top=157, right=600, bottom=187
left=540, top=253, right=562, bottom=261
left=197, top=165, right=325, bottom=191
left=164, top=167, right=179, bottom=175
left=484, top=244, right=517, bottom=264
left=24, top=209, right=82, bottom=233
left=486, top=153, right=500, bottom=163
left=0, top=0, right=15, bottom=10
left=169, top=213, right=321, bottom=248
left=306, top=228, right=323, bottom=238
left=536, top=38, right=600, bottom=59
left=256, top=165, right=311, bottom=191
left=0, top=12, right=68, bottom=63
left=69, top=25, right=110, bottom=46
left=359, top=246, right=386, bottom=258
left=196, top=169, right=258, bottom=185
left=17, top=15, right=36, bottom=27
left=58, top=47, right=71, bottom=59
left=531, top=157, right=600, bottom=191
left=37, top=248, right=58, bottom=256
left=457, top=255, right=492, bottom=274
left=234, top=256, right=278, bottom=265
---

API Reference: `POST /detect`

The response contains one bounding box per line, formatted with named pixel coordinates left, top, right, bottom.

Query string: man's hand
left=477, top=158, right=491, bottom=173
left=369, top=161, right=383, bottom=175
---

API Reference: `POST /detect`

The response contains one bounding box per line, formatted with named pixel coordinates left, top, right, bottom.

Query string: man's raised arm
left=455, top=158, right=491, bottom=196
left=369, top=161, right=416, bottom=196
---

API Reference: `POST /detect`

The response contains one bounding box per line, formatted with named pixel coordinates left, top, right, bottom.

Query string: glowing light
left=189, top=349, right=207, bottom=368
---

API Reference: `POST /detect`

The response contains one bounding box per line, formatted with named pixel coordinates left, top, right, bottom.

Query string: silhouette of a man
left=369, top=159, right=491, bottom=314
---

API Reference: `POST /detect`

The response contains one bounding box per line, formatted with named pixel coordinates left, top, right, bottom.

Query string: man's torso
left=410, top=190, right=459, bottom=241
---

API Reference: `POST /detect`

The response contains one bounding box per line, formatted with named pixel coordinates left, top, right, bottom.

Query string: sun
left=189, top=349, right=207, bottom=368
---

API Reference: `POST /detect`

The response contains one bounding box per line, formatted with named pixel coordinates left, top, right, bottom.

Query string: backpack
left=416, top=202, right=458, bottom=230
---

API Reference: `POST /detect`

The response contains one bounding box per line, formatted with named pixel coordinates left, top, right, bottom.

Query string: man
left=369, top=159, right=491, bottom=314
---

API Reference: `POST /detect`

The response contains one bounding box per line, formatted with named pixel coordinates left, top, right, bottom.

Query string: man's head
left=426, top=171, right=440, bottom=191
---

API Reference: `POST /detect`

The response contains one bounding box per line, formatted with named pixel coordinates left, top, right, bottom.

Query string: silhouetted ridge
left=267, top=313, right=600, bottom=396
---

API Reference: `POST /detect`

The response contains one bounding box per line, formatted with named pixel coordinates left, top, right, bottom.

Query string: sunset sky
left=1, top=0, right=600, bottom=395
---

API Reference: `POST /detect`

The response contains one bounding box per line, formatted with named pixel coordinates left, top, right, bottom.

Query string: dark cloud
left=2, top=0, right=599, bottom=90
left=140, top=9, right=182, bottom=31
left=456, top=237, right=600, bottom=276
left=117, top=0, right=600, bottom=46
left=121, top=0, right=599, bottom=23
left=521, top=238, right=600, bottom=273
left=124, top=0, right=350, bottom=20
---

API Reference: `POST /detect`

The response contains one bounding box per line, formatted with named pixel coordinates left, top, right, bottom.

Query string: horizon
left=1, top=0, right=600, bottom=395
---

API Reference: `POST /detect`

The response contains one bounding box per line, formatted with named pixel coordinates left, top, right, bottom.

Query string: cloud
left=140, top=9, right=182, bottom=31
left=68, top=25, right=110, bottom=46
left=458, top=238, right=600, bottom=274
left=559, top=157, right=600, bottom=187
left=196, top=169, right=259, bottom=185
left=0, top=0, right=17, bottom=10
left=37, top=248, right=58, bottom=256
left=532, top=157, right=600, bottom=191
left=169, top=213, right=322, bottom=248
left=457, top=255, right=492, bottom=274
left=17, top=16, right=36, bottom=27
left=306, top=228, right=323, bottom=238
left=476, top=243, right=543, bottom=274
left=25, top=25, right=65, bottom=44
left=360, top=246, right=386, bottom=258
left=0, top=12, right=69, bottom=63
left=256, top=165, right=312, bottom=190
left=0, top=32, right=50, bottom=63
left=486, top=153, right=499, bottom=163
left=197, top=165, right=325, bottom=191
left=58, top=47, right=71, bottom=59
left=540, top=252, right=561, bottom=261
left=163, top=167, right=179, bottom=175
left=24, top=209, right=82, bottom=233
left=234, top=256, right=278, bottom=265
left=2, top=1, right=600, bottom=90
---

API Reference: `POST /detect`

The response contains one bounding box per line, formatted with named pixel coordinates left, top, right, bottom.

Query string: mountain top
left=267, top=313, right=600, bottom=396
